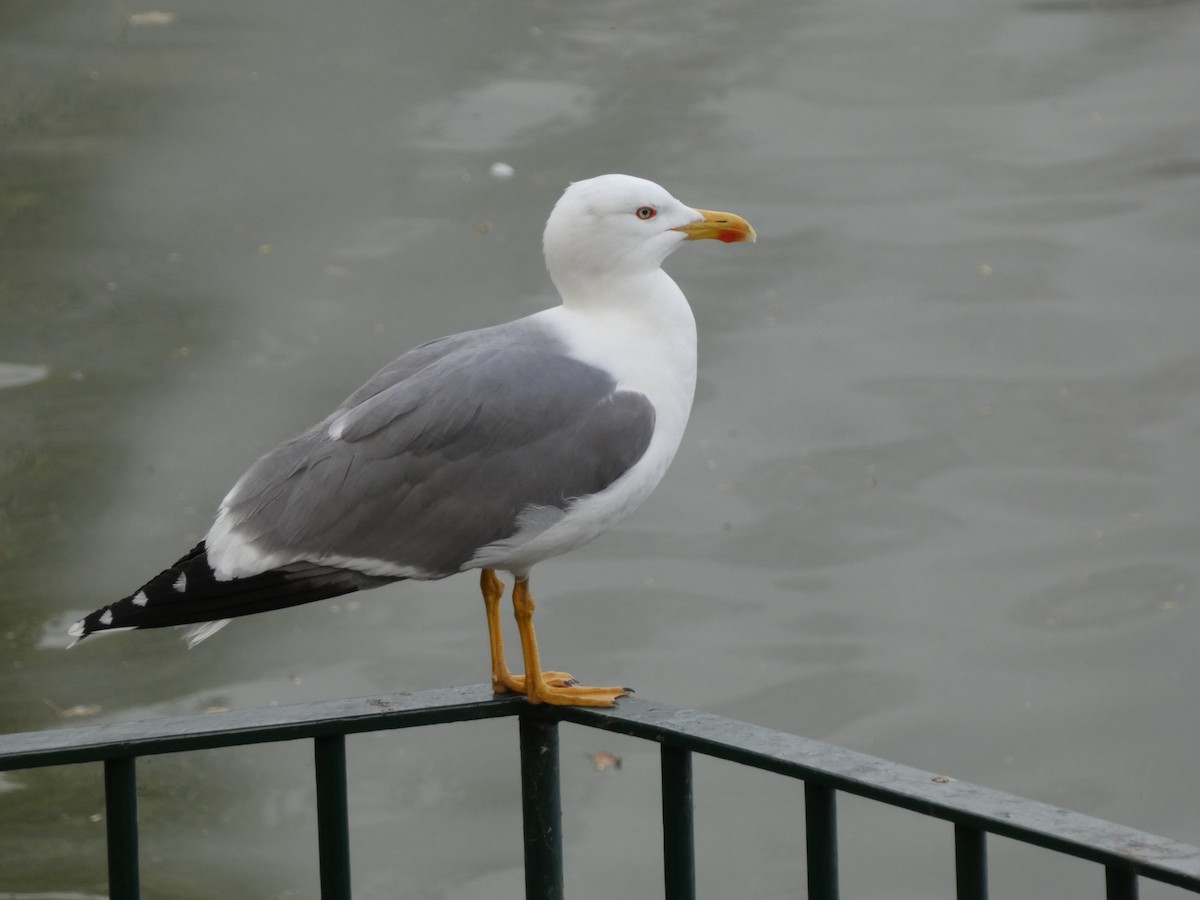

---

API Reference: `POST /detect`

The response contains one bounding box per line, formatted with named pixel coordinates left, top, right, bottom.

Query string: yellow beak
left=674, top=209, right=757, bottom=244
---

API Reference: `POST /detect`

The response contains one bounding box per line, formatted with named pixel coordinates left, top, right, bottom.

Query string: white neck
left=538, top=266, right=698, bottom=445
left=554, top=267, right=685, bottom=319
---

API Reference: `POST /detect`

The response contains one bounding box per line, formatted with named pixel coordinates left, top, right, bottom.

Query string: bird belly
left=465, top=417, right=685, bottom=576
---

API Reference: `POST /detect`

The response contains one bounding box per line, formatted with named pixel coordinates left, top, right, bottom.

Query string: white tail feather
left=182, top=619, right=232, bottom=648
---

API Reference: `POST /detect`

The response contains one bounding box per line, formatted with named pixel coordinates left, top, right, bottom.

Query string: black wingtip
left=68, top=541, right=400, bottom=641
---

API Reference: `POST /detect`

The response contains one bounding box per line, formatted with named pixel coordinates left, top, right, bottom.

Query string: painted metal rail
left=2, top=684, right=1198, bottom=899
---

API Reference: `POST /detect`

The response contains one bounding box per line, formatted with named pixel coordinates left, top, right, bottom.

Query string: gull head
left=543, top=174, right=755, bottom=299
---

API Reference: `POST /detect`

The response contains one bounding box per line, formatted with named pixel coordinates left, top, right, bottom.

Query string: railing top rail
left=551, top=701, right=1200, bottom=890
left=0, top=684, right=523, bottom=770
left=3, top=685, right=1198, bottom=891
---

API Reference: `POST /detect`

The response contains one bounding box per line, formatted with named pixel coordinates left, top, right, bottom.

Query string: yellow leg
left=482, top=569, right=523, bottom=693
left=481, top=569, right=573, bottom=694
left=511, top=577, right=631, bottom=708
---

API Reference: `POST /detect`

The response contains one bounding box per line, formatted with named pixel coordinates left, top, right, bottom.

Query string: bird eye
left=635, top=206, right=657, bottom=220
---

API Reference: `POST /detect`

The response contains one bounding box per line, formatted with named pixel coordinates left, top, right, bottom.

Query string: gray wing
left=218, top=319, right=656, bottom=576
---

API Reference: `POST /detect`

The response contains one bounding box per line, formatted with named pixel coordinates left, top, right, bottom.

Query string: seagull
left=68, top=174, right=756, bottom=707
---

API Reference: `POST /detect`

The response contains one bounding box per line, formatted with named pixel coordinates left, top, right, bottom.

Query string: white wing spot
left=132, top=590, right=149, bottom=607
left=99, top=609, right=114, bottom=626
left=173, top=572, right=187, bottom=592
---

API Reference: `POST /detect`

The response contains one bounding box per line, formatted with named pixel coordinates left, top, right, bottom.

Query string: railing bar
left=314, top=734, right=352, bottom=900
left=519, top=713, right=563, bottom=900
left=104, top=755, right=140, bottom=900
left=955, top=824, right=988, bottom=900
left=1, top=686, right=526, bottom=772
left=1107, top=866, right=1139, bottom=900
left=661, top=744, right=696, bottom=900
left=550, top=701, right=1200, bottom=892
left=805, top=782, right=839, bottom=900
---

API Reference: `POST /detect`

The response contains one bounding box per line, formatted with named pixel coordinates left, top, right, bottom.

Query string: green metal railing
left=3, top=683, right=1199, bottom=899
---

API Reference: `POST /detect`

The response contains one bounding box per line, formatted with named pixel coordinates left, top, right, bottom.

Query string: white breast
left=467, top=270, right=698, bottom=576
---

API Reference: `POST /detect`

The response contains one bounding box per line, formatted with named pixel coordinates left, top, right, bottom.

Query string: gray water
left=3, top=1, right=1200, bottom=897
